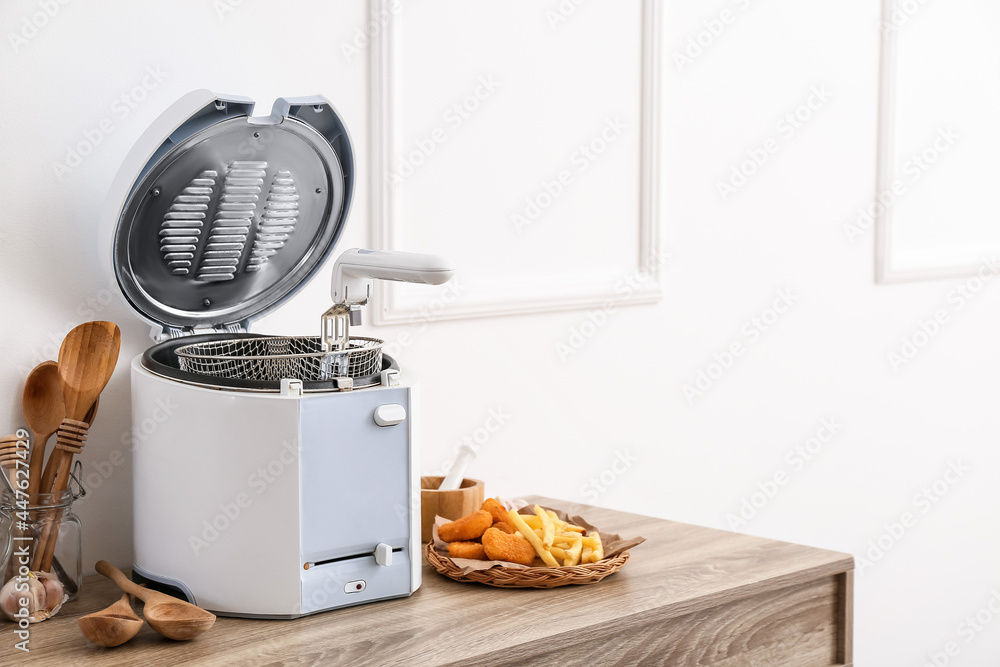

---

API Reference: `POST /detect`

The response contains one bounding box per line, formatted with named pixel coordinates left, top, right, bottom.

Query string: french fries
left=590, top=531, right=604, bottom=562
left=535, top=505, right=555, bottom=547
left=548, top=545, right=569, bottom=560
left=564, top=539, right=583, bottom=567
left=505, top=507, right=605, bottom=567
left=507, top=509, right=560, bottom=567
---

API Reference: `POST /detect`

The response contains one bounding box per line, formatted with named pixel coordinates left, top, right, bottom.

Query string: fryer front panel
left=299, top=386, right=415, bottom=608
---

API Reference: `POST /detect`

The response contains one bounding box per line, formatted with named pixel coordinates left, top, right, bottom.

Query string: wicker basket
left=424, top=542, right=630, bottom=589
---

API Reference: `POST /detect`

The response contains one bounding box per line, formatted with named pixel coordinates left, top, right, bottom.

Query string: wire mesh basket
left=174, top=336, right=383, bottom=382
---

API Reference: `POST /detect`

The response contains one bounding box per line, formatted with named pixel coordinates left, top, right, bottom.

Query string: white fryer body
left=130, top=355, right=420, bottom=617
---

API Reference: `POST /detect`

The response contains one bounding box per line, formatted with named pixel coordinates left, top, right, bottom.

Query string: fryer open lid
left=104, top=89, right=354, bottom=341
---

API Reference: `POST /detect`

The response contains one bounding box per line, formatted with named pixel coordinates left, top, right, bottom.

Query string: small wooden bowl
left=420, top=476, right=484, bottom=543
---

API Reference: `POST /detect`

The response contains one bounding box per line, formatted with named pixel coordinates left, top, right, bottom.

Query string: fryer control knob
left=375, top=543, right=393, bottom=566
left=373, top=404, right=406, bottom=427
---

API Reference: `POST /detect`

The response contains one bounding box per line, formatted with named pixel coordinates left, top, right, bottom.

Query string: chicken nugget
left=481, top=527, right=537, bottom=566
left=438, top=510, right=492, bottom=542
left=481, top=497, right=510, bottom=525
left=492, top=521, right=515, bottom=534
left=447, top=541, right=487, bottom=560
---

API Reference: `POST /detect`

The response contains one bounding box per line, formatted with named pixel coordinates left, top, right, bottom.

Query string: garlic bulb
left=0, top=572, right=67, bottom=623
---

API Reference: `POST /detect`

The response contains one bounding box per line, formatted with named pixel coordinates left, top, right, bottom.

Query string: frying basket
left=174, top=336, right=383, bottom=382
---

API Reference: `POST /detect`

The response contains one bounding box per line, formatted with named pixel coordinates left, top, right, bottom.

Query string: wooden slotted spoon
left=96, top=561, right=216, bottom=641
left=78, top=593, right=143, bottom=647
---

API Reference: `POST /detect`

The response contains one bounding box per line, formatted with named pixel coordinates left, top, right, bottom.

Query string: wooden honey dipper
left=33, top=418, right=90, bottom=572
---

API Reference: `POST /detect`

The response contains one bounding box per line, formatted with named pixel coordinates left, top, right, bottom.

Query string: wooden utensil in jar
left=39, top=322, right=120, bottom=496
left=22, top=361, right=65, bottom=498
left=0, top=433, right=27, bottom=494
left=36, top=322, right=120, bottom=572
left=32, top=400, right=99, bottom=572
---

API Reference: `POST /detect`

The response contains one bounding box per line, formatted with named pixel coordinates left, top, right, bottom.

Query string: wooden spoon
left=39, top=321, right=120, bottom=501
left=59, top=322, right=121, bottom=421
left=37, top=322, right=119, bottom=500
left=22, top=361, right=65, bottom=498
left=78, top=593, right=143, bottom=647
left=96, top=561, right=216, bottom=641
left=48, top=321, right=119, bottom=485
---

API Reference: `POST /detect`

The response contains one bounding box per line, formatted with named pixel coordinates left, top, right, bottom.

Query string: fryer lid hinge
left=149, top=320, right=248, bottom=342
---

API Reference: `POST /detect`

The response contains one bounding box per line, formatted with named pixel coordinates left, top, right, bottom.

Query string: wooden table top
left=0, top=497, right=854, bottom=667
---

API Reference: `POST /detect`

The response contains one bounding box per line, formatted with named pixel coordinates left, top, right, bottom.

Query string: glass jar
left=0, top=483, right=84, bottom=602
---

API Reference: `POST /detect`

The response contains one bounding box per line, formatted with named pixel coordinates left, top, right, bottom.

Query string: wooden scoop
left=78, top=593, right=143, bottom=647
left=96, top=561, right=216, bottom=641
left=22, top=361, right=65, bottom=498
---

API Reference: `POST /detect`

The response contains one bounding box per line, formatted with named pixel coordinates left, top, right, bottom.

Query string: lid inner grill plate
left=115, top=116, right=345, bottom=331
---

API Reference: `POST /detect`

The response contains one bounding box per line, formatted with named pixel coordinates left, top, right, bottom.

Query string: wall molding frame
left=369, top=0, right=663, bottom=323
left=875, top=0, right=987, bottom=284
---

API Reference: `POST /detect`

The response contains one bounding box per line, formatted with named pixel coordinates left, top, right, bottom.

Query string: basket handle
left=331, top=249, right=455, bottom=305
